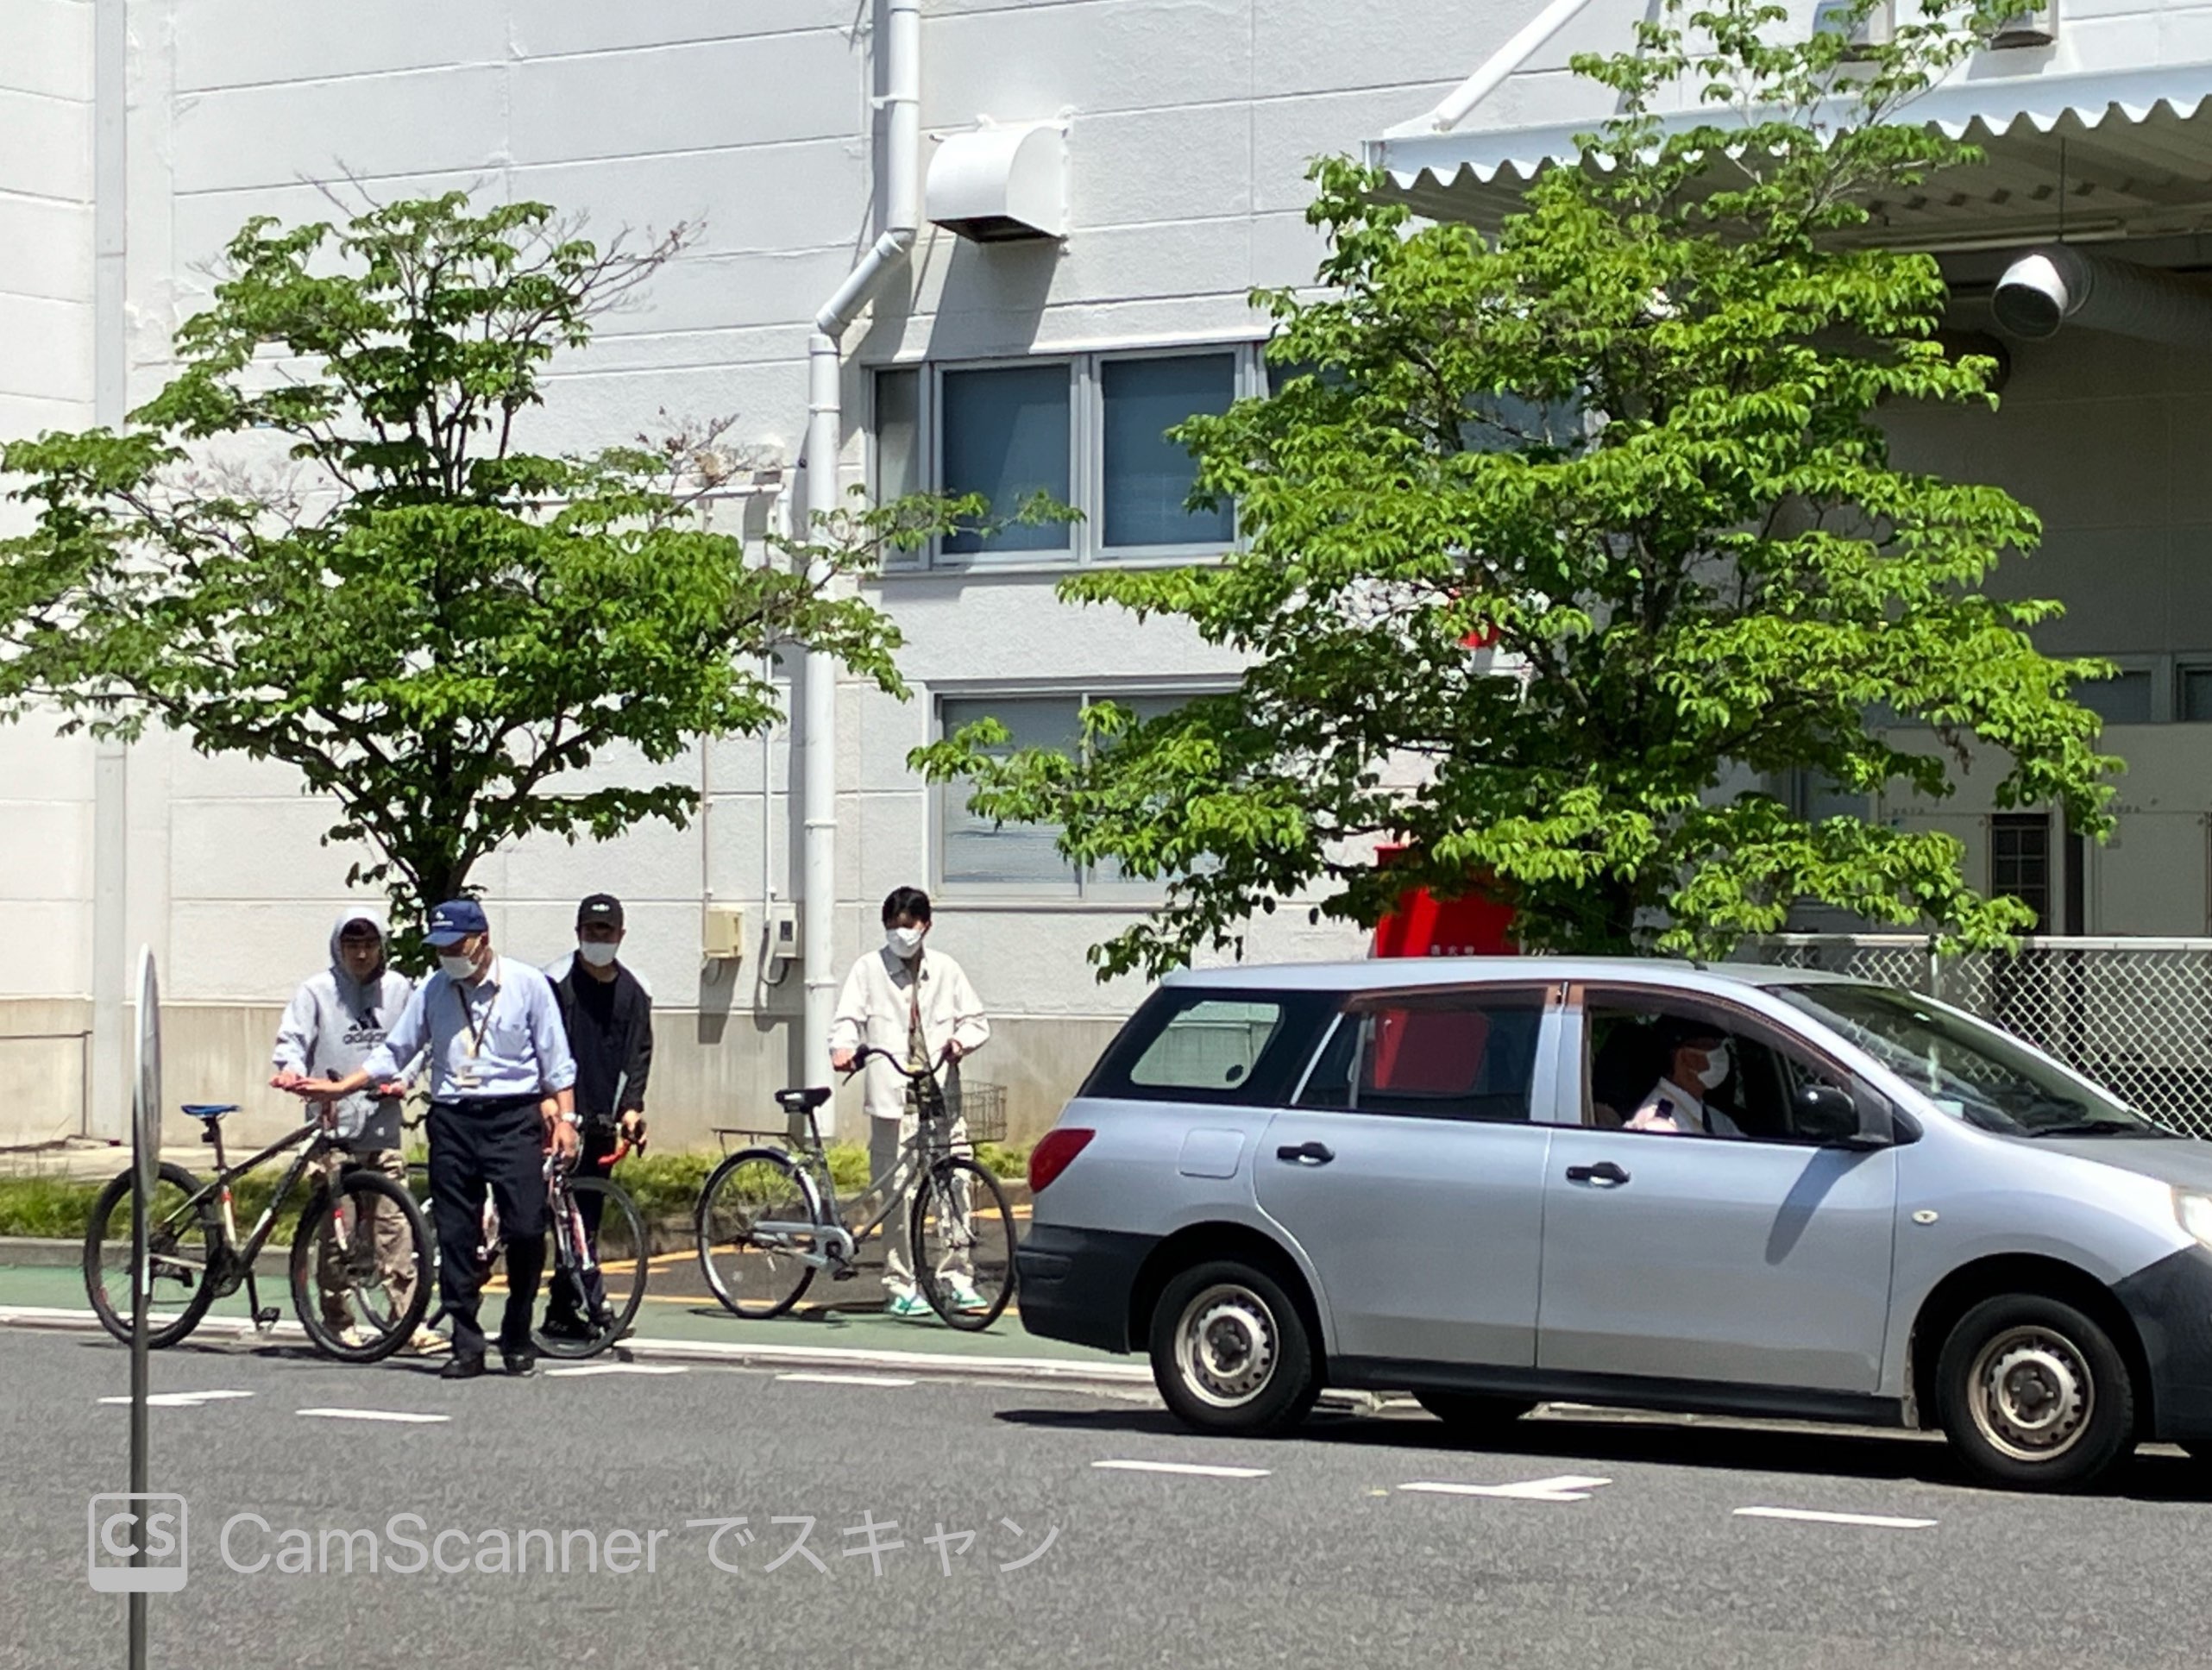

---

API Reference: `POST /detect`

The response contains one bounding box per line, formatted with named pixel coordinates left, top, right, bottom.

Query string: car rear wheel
left=1934, top=1293, right=2136, bottom=1491
left=1149, top=1259, right=1317, bottom=1436
left=1414, top=1391, right=1536, bottom=1436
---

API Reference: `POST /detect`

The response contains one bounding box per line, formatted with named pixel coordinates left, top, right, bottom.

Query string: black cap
left=577, top=893, right=625, bottom=930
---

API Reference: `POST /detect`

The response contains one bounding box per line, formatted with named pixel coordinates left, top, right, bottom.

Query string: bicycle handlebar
left=843, top=1044, right=953, bottom=1082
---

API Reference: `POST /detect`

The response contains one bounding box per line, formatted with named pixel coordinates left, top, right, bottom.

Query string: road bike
left=694, top=1045, right=1017, bottom=1331
left=82, top=1100, right=432, bottom=1363
left=403, top=1106, right=650, bottom=1360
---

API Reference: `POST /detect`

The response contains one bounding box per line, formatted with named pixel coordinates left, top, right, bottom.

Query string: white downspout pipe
left=1423, top=0, right=1598, bottom=132
left=801, top=0, right=920, bottom=1123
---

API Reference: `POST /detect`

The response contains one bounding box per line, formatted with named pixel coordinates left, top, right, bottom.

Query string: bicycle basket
left=948, top=1079, right=1008, bottom=1144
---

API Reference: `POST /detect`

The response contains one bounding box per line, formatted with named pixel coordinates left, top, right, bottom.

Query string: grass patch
left=0, top=1176, right=104, bottom=1240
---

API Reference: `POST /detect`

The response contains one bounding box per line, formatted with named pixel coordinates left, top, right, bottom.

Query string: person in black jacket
left=544, top=892, right=653, bottom=1340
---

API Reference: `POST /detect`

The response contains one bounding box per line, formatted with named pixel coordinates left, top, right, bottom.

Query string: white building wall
left=13, top=0, right=2212, bottom=1145
left=3, top=0, right=1511, bottom=1146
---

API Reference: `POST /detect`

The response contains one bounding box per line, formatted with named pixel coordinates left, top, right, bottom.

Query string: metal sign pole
left=128, top=945, right=160, bottom=1670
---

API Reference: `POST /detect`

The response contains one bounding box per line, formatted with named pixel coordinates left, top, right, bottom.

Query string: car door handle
left=1564, top=1160, right=1631, bottom=1186
left=1276, top=1141, right=1335, bottom=1166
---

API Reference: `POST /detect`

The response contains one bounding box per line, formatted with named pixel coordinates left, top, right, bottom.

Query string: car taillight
left=1028, top=1127, right=1095, bottom=1194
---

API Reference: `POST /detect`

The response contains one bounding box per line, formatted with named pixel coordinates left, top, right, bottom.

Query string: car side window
left=1296, top=990, right=1544, bottom=1122
left=1585, top=996, right=1855, bottom=1143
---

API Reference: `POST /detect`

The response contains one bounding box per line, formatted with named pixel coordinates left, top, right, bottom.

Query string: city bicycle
left=694, top=1045, right=1017, bottom=1331
left=403, top=1106, right=650, bottom=1360
left=82, top=1100, right=433, bottom=1363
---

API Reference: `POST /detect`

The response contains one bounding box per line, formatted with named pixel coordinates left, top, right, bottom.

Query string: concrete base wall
left=0, top=999, right=1120, bottom=1156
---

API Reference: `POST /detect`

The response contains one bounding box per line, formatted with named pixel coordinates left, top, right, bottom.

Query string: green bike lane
left=0, top=1245, right=1141, bottom=1379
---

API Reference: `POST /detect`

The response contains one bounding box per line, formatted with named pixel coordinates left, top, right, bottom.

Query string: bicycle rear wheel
left=695, top=1147, right=821, bottom=1320
left=534, top=1175, right=649, bottom=1359
left=84, top=1163, right=224, bottom=1348
left=290, top=1170, right=432, bottom=1364
left=911, top=1155, right=1017, bottom=1332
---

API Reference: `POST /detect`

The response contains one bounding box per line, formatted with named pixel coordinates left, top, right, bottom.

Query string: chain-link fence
left=1748, top=935, right=2212, bottom=1139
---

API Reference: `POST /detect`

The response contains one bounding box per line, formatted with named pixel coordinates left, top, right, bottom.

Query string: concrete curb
left=0, top=1302, right=1157, bottom=1390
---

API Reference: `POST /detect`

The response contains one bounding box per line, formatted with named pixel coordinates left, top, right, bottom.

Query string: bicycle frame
left=750, top=1049, right=970, bottom=1274
left=151, top=1113, right=360, bottom=1322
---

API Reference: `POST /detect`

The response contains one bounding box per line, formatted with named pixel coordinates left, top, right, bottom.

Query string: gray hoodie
left=272, top=909, right=419, bottom=1147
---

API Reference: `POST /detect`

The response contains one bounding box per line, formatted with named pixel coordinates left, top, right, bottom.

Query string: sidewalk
left=0, top=1256, right=1147, bottom=1384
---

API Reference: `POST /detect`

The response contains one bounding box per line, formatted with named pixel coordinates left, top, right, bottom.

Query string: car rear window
left=1080, top=987, right=1336, bottom=1105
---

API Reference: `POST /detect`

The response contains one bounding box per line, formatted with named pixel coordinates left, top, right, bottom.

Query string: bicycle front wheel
left=290, top=1170, right=433, bottom=1364
left=911, top=1155, right=1017, bottom=1332
left=535, top=1175, right=650, bottom=1359
left=695, top=1147, right=821, bottom=1320
left=84, top=1163, right=223, bottom=1348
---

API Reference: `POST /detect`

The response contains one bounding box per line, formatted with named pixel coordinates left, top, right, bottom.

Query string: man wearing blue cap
left=292, top=898, right=579, bottom=1378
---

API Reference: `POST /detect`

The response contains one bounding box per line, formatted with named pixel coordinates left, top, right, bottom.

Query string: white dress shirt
left=1625, top=1076, right=1742, bottom=1137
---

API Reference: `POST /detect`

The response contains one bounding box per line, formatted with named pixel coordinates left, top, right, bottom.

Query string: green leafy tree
left=0, top=192, right=978, bottom=945
left=915, top=0, right=2119, bottom=979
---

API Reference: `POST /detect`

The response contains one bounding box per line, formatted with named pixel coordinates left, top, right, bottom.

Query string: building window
left=874, top=347, right=1259, bottom=568
left=934, top=687, right=1221, bottom=895
left=939, top=364, right=1072, bottom=556
left=1100, top=354, right=1236, bottom=549
left=2075, top=669, right=2153, bottom=725
left=1990, top=813, right=2052, bottom=931
left=2180, top=667, right=2212, bottom=722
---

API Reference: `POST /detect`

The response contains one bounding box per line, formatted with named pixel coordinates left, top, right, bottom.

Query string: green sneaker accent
left=885, top=1292, right=932, bottom=1321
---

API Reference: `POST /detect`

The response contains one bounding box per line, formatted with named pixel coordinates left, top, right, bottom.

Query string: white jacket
left=828, top=945, right=990, bottom=1122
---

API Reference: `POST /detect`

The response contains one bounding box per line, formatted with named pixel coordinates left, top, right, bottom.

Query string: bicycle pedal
left=830, top=1265, right=859, bottom=1281
left=253, top=1307, right=281, bottom=1330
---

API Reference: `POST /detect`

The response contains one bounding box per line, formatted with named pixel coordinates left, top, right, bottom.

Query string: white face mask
left=437, top=952, right=477, bottom=982
left=1693, top=1043, right=1732, bottom=1091
left=886, top=926, right=926, bottom=960
left=578, top=939, right=619, bottom=969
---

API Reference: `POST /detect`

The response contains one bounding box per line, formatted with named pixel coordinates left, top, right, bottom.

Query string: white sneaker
left=410, top=1328, right=449, bottom=1355
left=884, top=1291, right=933, bottom=1321
left=336, top=1324, right=374, bottom=1349
left=945, top=1280, right=992, bottom=1315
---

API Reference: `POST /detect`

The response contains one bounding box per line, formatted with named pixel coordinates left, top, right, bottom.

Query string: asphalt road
left=8, top=1328, right=2212, bottom=1670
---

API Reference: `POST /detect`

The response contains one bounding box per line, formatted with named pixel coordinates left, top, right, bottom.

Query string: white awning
left=1369, top=63, right=2212, bottom=248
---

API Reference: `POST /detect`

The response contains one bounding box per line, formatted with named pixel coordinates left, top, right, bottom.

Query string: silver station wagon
left=1016, top=958, right=2212, bottom=1491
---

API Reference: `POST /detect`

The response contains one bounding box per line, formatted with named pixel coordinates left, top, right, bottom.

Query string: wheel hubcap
left=1174, top=1284, right=1278, bottom=1409
left=1968, top=1326, right=2093, bottom=1463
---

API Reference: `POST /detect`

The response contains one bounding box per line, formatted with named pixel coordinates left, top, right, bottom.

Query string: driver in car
left=1625, top=1020, right=1743, bottom=1136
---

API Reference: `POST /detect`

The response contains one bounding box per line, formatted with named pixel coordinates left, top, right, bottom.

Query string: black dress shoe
left=440, top=1353, right=487, bottom=1380
left=502, top=1347, right=538, bottom=1378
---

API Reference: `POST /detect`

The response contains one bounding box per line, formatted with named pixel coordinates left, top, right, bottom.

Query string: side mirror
left=1794, top=1083, right=1887, bottom=1148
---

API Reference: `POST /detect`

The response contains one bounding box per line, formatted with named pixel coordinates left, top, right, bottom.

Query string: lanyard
left=450, top=973, right=499, bottom=1060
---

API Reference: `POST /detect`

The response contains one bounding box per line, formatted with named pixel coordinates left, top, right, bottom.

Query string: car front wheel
left=1933, top=1293, right=2136, bottom=1491
left=1149, top=1259, right=1317, bottom=1436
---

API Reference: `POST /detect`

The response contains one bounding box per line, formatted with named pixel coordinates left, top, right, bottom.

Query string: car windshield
left=1769, top=982, right=2169, bottom=1138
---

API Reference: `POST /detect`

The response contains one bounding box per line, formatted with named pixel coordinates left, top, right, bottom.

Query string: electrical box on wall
left=764, top=902, right=800, bottom=968
left=702, top=903, right=745, bottom=963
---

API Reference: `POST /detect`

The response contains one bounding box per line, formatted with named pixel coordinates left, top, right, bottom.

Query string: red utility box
left=1369, top=846, right=1518, bottom=958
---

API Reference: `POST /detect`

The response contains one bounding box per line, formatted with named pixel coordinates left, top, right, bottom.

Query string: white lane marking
left=296, top=1408, right=451, bottom=1424
left=98, top=1390, right=255, bottom=1409
left=776, top=1372, right=917, bottom=1388
left=1400, top=1474, right=1613, bottom=1503
left=1091, top=1460, right=1272, bottom=1479
left=1735, top=1506, right=1936, bottom=1530
left=545, top=1364, right=691, bottom=1378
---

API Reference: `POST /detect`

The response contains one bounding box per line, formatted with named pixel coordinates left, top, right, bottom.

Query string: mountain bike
left=694, top=1046, right=1017, bottom=1331
left=82, top=1100, right=432, bottom=1363
left=403, top=1106, right=650, bottom=1360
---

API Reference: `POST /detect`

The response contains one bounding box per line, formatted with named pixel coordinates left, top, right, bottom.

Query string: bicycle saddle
left=774, top=1086, right=833, bottom=1113
left=180, top=1102, right=239, bottom=1120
